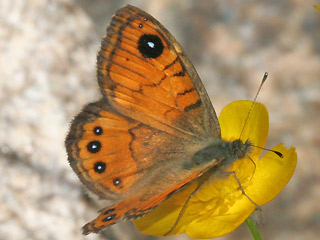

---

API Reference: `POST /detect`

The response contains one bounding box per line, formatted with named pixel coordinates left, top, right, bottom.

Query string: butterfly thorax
left=190, top=139, right=252, bottom=169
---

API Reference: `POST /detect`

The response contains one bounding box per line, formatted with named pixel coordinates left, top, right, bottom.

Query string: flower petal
left=133, top=181, right=199, bottom=236
left=134, top=101, right=297, bottom=239
left=246, top=144, right=297, bottom=205
left=219, top=100, right=269, bottom=159
left=181, top=173, right=257, bottom=238
left=183, top=144, right=297, bottom=238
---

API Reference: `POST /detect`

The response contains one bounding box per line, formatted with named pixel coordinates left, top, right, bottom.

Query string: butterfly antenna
left=251, top=144, right=283, bottom=158
left=239, top=72, right=268, bottom=140
left=239, top=72, right=284, bottom=158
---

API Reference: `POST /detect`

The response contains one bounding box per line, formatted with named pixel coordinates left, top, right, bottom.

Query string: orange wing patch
left=66, top=101, right=140, bottom=197
left=97, top=6, right=211, bottom=137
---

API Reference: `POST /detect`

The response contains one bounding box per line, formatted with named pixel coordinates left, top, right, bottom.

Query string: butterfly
left=65, top=5, right=251, bottom=235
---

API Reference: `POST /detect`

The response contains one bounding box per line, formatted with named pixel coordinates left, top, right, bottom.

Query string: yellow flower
left=314, top=5, right=320, bottom=13
left=134, top=100, right=297, bottom=238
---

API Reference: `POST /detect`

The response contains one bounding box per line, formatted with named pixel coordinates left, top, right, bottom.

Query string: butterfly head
left=229, top=139, right=252, bottom=160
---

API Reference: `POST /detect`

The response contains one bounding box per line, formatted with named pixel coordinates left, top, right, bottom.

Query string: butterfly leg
left=164, top=183, right=203, bottom=236
left=247, top=156, right=257, bottom=180
left=228, top=171, right=261, bottom=211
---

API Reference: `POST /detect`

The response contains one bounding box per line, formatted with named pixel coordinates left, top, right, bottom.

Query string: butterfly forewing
left=98, top=5, right=220, bottom=139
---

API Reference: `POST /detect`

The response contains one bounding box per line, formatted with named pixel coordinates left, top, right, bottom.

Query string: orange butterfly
left=65, top=5, right=251, bottom=234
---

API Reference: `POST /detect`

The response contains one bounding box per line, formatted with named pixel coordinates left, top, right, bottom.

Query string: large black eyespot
left=94, top=161, right=106, bottom=173
left=93, top=126, right=103, bottom=135
left=87, top=141, right=101, bottom=153
left=138, top=34, right=164, bottom=58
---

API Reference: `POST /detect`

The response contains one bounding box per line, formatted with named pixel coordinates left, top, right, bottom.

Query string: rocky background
left=1, top=0, right=319, bottom=239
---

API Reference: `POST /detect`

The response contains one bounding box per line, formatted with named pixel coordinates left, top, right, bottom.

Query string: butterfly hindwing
left=66, top=100, right=140, bottom=199
left=65, top=99, right=220, bottom=233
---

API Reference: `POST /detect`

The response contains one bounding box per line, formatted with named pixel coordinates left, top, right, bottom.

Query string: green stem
left=245, top=216, right=263, bottom=240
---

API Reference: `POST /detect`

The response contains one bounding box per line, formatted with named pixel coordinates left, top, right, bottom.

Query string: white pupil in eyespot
left=147, top=41, right=155, bottom=48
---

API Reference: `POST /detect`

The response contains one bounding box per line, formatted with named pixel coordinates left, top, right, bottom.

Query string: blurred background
left=1, top=0, right=319, bottom=239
